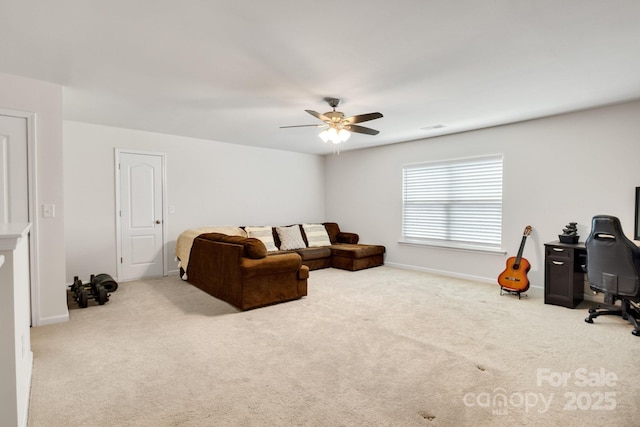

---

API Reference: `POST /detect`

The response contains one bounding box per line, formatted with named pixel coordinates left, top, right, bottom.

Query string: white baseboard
left=384, top=261, right=545, bottom=290
left=36, top=312, right=69, bottom=326
left=384, top=262, right=497, bottom=284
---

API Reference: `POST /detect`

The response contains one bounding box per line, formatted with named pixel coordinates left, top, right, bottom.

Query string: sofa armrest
left=337, top=232, right=359, bottom=244
left=323, top=222, right=359, bottom=244
left=240, top=253, right=303, bottom=278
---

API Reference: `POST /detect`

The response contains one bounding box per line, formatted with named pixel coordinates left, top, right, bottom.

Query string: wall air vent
left=420, top=124, right=446, bottom=131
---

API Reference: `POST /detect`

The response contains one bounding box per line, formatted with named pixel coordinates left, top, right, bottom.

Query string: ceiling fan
left=280, top=97, right=383, bottom=144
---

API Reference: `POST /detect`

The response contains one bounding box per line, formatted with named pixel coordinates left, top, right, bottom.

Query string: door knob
left=155, top=220, right=161, bottom=224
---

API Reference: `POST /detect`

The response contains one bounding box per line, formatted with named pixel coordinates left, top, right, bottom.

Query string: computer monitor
left=635, top=187, right=640, bottom=240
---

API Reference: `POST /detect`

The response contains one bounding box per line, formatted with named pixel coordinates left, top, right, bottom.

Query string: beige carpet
left=28, top=267, right=640, bottom=426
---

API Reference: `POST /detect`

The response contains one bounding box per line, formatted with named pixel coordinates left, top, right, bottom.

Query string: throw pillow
left=276, top=225, right=307, bottom=250
left=302, top=223, right=331, bottom=247
left=243, top=238, right=268, bottom=259
left=245, top=226, right=279, bottom=252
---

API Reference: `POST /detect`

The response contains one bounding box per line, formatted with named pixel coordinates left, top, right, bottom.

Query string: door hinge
left=120, top=257, right=123, bottom=263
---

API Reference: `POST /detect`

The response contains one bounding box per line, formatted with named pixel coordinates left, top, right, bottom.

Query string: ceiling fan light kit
left=281, top=97, right=383, bottom=150
left=319, top=127, right=351, bottom=144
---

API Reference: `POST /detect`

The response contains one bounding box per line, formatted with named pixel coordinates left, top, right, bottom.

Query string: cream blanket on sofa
left=175, top=226, right=247, bottom=272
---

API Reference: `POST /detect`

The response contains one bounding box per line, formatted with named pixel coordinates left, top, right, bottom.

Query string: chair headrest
left=590, top=215, right=625, bottom=239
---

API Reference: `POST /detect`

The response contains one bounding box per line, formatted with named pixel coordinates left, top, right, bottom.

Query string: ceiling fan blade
left=347, top=124, right=380, bottom=135
left=305, top=110, right=331, bottom=122
left=280, top=124, right=323, bottom=128
left=344, top=112, right=383, bottom=124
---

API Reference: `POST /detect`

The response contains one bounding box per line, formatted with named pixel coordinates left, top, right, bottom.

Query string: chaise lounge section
left=276, top=222, right=385, bottom=271
left=330, top=243, right=386, bottom=271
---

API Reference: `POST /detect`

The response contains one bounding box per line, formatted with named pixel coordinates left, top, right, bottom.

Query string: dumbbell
left=70, top=276, right=109, bottom=308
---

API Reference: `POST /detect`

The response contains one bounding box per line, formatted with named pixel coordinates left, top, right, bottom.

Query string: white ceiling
left=1, top=0, right=640, bottom=155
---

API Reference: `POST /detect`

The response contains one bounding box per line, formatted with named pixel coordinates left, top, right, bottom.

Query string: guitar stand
left=500, top=286, right=528, bottom=300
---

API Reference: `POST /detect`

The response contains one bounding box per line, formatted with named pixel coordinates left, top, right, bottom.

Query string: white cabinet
left=0, top=223, right=32, bottom=427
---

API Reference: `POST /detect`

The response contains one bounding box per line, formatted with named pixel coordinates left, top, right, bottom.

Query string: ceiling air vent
left=420, top=124, right=446, bottom=131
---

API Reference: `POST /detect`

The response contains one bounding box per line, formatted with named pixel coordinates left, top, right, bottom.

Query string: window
left=402, top=155, right=503, bottom=251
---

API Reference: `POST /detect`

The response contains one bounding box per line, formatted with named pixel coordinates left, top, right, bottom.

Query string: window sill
left=398, top=239, right=506, bottom=255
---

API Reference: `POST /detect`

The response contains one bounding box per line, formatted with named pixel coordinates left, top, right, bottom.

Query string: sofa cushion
left=295, top=246, right=332, bottom=260
left=276, top=225, right=307, bottom=250
left=198, top=233, right=267, bottom=259
left=302, top=223, right=331, bottom=247
left=245, top=226, right=279, bottom=252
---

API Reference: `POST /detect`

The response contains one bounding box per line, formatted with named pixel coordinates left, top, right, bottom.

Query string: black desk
left=544, top=241, right=587, bottom=308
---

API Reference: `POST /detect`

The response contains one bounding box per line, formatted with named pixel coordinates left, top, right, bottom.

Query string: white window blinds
left=402, top=155, right=503, bottom=249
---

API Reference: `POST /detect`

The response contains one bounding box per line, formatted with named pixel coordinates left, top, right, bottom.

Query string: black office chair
left=584, top=215, right=640, bottom=336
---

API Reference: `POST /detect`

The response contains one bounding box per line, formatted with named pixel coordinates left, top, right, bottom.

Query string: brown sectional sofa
left=186, top=233, right=309, bottom=311
left=177, top=222, right=385, bottom=310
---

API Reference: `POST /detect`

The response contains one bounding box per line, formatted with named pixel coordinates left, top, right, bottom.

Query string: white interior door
left=0, top=115, right=28, bottom=223
left=0, top=114, right=35, bottom=327
left=117, top=151, right=165, bottom=281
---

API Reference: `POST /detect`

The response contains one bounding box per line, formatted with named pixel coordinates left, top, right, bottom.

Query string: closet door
left=117, top=150, right=165, bottom=280
left=0, top=115, right=28, bottom=223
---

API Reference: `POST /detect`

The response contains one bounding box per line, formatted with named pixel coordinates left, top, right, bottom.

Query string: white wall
left=325, top=101, right=640, bottom=289
left=0, top=72, right=67, bottom=326
left=63, top=121, right=326, bottom=282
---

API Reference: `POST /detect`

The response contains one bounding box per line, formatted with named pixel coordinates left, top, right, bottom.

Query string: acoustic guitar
left=498, top=225, right=532, bottom=295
